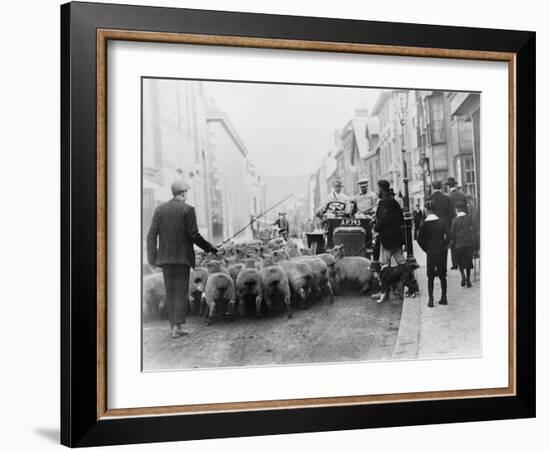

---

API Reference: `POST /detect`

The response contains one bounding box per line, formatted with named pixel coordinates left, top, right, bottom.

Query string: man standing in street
left=147, top=179, right=219, bottom=338
left=375, top=181, right=405, bottom=260
left=417, top=200, right=450, bottom=307
left=445, top=177, right=468, bottom=268
left=374, top=180, right=406, bottom=303
left=427, top=180, right=454, bottom=231
left=273, top=212, right=290, bottom=239
left=427, top=179, right=454, bottom=270
left=446, top=177, right=468, bottom=213
left=351, top=177, right=378, bottom=217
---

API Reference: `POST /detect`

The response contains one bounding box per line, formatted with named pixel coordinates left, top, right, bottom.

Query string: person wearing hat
left=351, top=177, right=378, bottom=217
left=146, top=178, right=218, bottom=338
left=317, top=179, right=350, bottom=217
left=273, top=211, right=290, bottom=238
left=416, top=200, right=450, bottom=307
left=426, top=180, right=454, bottom=231
left=446, top=177, right=468, bottom=214
left=448, top=201, right=476, bottom=288
left=426, top=179, right=454, bottom=270
left=374, top=179, right=406, bottom=298
left=445, top=177, right=468, bottom=269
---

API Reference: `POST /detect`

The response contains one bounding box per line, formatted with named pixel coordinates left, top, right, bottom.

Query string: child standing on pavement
left=417, top=200, right=450, bottom=308
left=449, top=201, right=476, bottom=288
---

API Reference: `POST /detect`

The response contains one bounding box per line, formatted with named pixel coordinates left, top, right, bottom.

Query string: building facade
left=367, top=89, right=480, bottom=209
left=142, top=79, right=212, bottom=239
left=142, top=80, right=262, bottom=247
left=206, top=106, right=254, bottom=244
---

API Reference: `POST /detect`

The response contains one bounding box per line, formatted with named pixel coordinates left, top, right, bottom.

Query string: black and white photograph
left=142, top=78, right=481, bottom=371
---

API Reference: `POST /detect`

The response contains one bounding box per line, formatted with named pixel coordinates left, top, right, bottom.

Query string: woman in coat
left=449, top=201, right=477, bottom=288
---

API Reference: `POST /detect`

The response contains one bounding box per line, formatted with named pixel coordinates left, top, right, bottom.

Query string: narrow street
left=142, top=290, right=403, bottom=371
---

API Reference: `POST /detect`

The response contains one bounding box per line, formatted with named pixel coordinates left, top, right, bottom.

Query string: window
left=430, top=97, right=446, bottom=143
left=464, top=155, right=477, bottom=198
left=459, top=117, right=473, bottom=150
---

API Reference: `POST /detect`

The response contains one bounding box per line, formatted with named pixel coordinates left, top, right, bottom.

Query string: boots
left=427, top=277, right=434, bottom=308
left=438, top=277, right=448, bottom=305
left=460, top=268, right=466, bottom=287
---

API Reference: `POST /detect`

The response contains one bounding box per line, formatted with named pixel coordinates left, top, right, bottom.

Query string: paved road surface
left=142, top=291, right=403, bottom=371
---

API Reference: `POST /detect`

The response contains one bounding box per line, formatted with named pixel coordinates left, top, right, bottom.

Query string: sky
left=203, top=81, right=381, bottom=177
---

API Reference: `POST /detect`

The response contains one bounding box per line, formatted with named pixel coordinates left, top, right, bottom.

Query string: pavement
left=392, top=241, right=481, bottom=360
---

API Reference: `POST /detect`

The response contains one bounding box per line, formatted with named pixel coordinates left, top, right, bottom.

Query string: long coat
left=146, top=198, right=215, bottom=268
left=427, top=190, right=454, bottom=230
left=449, top=214, right=476, bottom=249
left=374, top=193, right=404, bottom=251
left=448, top=189, right=468, bottom=215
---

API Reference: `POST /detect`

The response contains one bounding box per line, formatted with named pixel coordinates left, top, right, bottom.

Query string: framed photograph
left=61, top=1, right=535, bottom=447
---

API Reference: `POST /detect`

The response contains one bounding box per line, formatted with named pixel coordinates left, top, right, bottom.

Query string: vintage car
left=306, top=201, right=374, bottom=258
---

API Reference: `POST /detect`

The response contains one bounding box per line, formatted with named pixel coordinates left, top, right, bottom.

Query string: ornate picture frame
left=61, top=2, right=535, bottom=446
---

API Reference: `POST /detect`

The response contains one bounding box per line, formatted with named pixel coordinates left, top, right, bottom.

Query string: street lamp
left=392, top=90, right=417, bottom=265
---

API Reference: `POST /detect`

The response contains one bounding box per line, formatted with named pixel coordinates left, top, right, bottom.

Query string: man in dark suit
left=374, top=180, right=406, bottom=303
left=147, top=179, right=218, bottom=338
left=445, top=177, right=468, bottom=269
left=446, top=177, right=468, bottom=214
left=273, top=212, right=290, bottom=239
left=427, top=180, right=454, bottom=231
left=426, top=179, right=454, bottom=270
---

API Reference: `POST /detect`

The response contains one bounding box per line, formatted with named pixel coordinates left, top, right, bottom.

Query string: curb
left=392, top=294, right=421, bottom=359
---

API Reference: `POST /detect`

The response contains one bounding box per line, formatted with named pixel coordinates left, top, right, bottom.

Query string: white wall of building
left=207, top=120, right=253, bottom=242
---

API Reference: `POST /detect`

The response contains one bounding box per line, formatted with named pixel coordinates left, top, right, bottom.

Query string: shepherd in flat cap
left=147, top=178, right=218, bottom=338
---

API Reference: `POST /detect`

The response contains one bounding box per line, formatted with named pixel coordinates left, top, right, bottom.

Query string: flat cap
left=171, top=179, right=191, bottom=195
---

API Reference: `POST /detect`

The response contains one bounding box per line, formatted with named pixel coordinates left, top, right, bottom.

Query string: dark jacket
left=374, top=193, right=404, bottom=251
left=427, top=190, right=454, bottom=229
left=146, top=198, right=215, bottom=268
left=274, top=218, right=289, bottom=234
left=448, top=189, right=468, bottom=215
left=449, top=214, right=476, bottom=249
left=417, top=217, right=449, bottom=254
left=413, top=209, right=424, bottom=228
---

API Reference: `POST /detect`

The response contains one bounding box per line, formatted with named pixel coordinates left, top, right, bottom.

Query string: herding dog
left=377, top=262, right=419, bottom=303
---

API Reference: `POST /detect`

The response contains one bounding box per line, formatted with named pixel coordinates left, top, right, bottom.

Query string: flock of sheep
left=143, top=238, right=379, bottom=325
